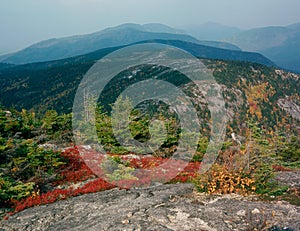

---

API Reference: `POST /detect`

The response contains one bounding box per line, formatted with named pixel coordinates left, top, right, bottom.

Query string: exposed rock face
left=278, top=98, right=300, bottom=120
left=1, top=183, right=299, bottom=231
left=275, top=171, right=300, bottom=189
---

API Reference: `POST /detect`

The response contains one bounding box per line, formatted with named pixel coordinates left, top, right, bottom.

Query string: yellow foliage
left=193, top=164, right=256, bottom=195
left=31, top=189, right=40, bottom=198
left=245, top=82, right=275, bottom=120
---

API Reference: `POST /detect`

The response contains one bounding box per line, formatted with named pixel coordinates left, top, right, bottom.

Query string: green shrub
left=10, top=140, right=65, bottom=181
left=101, top=156, right=137, bottom=181
left=277, top=136, right=300, bottom=162
left=0, top=174, right=35, bottom=205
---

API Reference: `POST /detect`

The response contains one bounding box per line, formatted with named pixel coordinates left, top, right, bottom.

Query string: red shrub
left=272, top=165, right=292, bottom=172
left=11, top=178, right=114, bottom=214
left=7, top=146, right=202, bottom=217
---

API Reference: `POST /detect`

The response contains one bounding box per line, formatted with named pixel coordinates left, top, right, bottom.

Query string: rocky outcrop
left=275, top=171, right=300, bottom=189
left=278, top=98, right=300, bottom=121
left=1, top=183, right=299, bottom=231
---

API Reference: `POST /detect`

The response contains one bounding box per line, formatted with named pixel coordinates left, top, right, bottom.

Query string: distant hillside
left=117, top=23, right=185, bottom=34
left=228, top=26, right=290, bottom=51
left=108, top=24, right=241, bottom=51
left=0, top=40, right=273, bottom=73
left=0, top=39, right=274, bottom=70
left=193, top=41, right=241, bottom=51
left=184, top=22, right=242, bottom=41
left=0, top=52, right=298, bottom=137
left=0, top=62, right=15, bottom=70
left=184, top=22, right=300, bottom=72
left=0, top=26, right=196, bottom=64
left=0, top=41, right=292, bottom=115
left=261, top=30, right=300, bottom=72
left=0, top=23, right=241, bottom=65
left=141, top=40, right=273, bottom=66
left=226, top=23, right=300, bottom=73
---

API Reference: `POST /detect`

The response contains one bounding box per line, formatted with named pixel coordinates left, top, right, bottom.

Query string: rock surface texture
left=275, top=171, right=300, bottom=189
left=0, top=183, right=299, bottom=231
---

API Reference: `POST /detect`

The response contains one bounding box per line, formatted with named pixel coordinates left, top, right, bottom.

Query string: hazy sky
left=1, top=0, right=300, bottom=54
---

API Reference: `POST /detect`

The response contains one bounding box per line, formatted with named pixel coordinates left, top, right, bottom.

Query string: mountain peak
left=102, top=23, right=185, bottom=34
left=0, top=23, right=198, bottom=65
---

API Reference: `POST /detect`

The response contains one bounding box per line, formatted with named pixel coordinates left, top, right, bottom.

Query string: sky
left=1, top=0, right=300, bottom=54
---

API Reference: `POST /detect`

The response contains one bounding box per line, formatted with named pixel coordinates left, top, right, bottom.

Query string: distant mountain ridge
left=184, top=22, right=242, bottom=41
left=0, top=23, right=240, bottom=65
left=228, top=26, right=290, bottom=51
left=102, top=23, right=185, bottom=34
left=226, top=23, right=300, bottom=73
left=183, top=22, right=300, bottom=73
left=0, top=39, right=275, bottom=113
left=0, top=39, right=273, bottom=73
left=0, top=26, right=197, bottom=64
left=135, top=40, right=273, bottom=66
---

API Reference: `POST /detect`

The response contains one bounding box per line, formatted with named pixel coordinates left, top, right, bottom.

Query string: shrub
left=11, top=178, right=113, bottom=214
left=101, top=156, right=137, bottom=181
left=53, top=147, right=95, bottom=185
left=0, top=174, right=35, bottom=206
left=277, top=136, right=300, bottom=162
left=10, top=140, right=65, bottom=183
left=192, top=164, right=256, bottom=195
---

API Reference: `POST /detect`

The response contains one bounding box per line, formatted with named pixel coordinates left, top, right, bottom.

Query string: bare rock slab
left=0, top=183, right=299, bottom=231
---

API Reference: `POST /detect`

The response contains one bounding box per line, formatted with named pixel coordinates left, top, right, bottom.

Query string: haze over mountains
left=184, top=22, right=242, bottom=41
left=0, top=22, right=299, bottom=73
left=185, top=22, right=300, bottom=73
left=0, top=23, right=239, bottom=65
left=0, top=21, right=275, bottom=112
